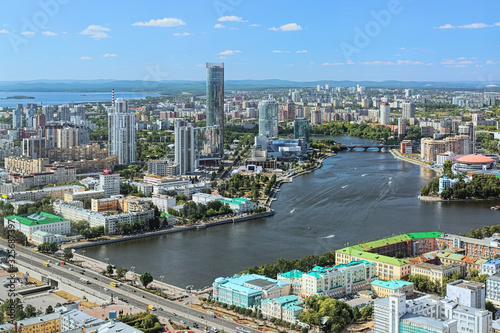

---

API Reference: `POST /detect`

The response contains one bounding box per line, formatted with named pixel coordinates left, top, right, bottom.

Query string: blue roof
left=213, top=274, right=284, bottom=295
left=483, top=259, right=500, bottom=265
left=371, top=279, right=413, bottom=290
left=261, top=295, right=299, bottom=305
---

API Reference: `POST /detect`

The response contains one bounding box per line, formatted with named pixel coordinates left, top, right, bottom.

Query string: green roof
left=407, top=232, right=443, bottom=239
left=278, top=270, right=304, bottom=279
left=351, top=234, right=412, bottom=252
left=371, top=279, right=413, bottom=289
left=337, top=247, right=410, bottom=266
left=6, top=212, right=68, bottom=226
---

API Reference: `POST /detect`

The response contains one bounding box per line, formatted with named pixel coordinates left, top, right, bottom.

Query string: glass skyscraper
left=258, top=96, right=279, bottom=138
left=294, top=117, right=310, bottom=142
left=206, top=63, right=224, bottom=153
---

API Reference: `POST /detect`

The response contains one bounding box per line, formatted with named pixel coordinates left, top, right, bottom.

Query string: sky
left=0, top=0, right=499, bottom=82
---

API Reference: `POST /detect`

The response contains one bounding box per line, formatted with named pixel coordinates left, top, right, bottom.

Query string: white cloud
left=440, top=58, right=473, bottom=67
left=296, top=50, right=308, bottom=53
left=394, top=54, right=401, bottom=57
left=400, top=47, right=405, bottom=50
left=457, top=57, right=467, bottom=60
left=195, top=64, right=204, bottom=67
left=217, top=16, right=246, bottom=22
left=219, top=50, right=241, bottom=55
left=80, top=56, right=92, bottom=60
left=214, top=23, right=225, bottom=29
left=173, top=32, right=192, bottom=36
left=436, top=24, right=454, bottom=29
left=458, top=23, right=491, bottom=29
left=132, top=18, right=186, bottom=27
left=322, top=61, right=354, bottom=66
left=269, top=23, right=302, bottom=32
left=21, top=31, right=35, bottom=35
left=42, top=31, right=57, bottom=36
left=272, top=50, right=284, bottom=53
left=229, top=27, right=238, bottom=30
left=102, top=53, right=118, bottom=57
left=361, top=60, right=432, bottom=65
left=249, top=24, right=260, bottom=27
left=0, top=29, right=9, bottom=34
left=495, top=23, right=500, bottom=27
left=219, top=56, right=226, bottom=59
left=486, top=60, right=499, bottom=65
left=80, top=25, right=110, bottom=39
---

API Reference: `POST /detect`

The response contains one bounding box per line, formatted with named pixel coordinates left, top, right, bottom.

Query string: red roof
left=456, top=154, right=494, bottom=164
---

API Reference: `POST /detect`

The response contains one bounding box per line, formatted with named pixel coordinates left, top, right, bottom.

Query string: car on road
left=172, top=313, right=177, bottom=316
left=180, top=320, right=186, bottom=325
left=158, top=307, right=162, bottom=311
left=93, top=277, right=98, bottom=280
left=69, top=268, right=73, bottom=271
left=198, top=315, right=203, bottom=318
left=104, top=287, right=108, bottom=291
left=80, top=272, right=85, bottom=275
left=193, top=323, right=199, bottom=328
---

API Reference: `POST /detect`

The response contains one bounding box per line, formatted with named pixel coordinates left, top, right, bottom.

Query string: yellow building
left=64, top=190, right=105, bottom=202
left=410, top=263, right=461, bottom=285
left=5, top=156, right=49, bottom=175
left=371, top=279, right=414, bottom=298
left=17, top=312, right=60, bottom=333
left=91, top=197, right=119, bottom=212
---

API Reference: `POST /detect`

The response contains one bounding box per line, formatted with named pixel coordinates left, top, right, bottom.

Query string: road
left=0, top=239, right=259, bottom=333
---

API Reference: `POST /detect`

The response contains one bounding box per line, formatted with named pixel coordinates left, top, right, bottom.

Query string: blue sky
left=1, top=0, right=499, bottom=82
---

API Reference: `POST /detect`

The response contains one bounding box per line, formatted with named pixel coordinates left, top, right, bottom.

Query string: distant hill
left=0, top=79, right=498, bottom=94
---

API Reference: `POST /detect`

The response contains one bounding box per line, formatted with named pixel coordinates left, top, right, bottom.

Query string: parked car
left=180, top=320, right=186, bottom=325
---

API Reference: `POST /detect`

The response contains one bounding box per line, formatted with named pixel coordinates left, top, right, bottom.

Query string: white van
left=211, top=327, right=218, bottom=333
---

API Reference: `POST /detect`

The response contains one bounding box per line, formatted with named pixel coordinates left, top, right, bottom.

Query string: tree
left=106, top=264, right=113, bottom=275
left=25, top=304, right=36, bottom=318
left=140, top=272, right=153, bottom=289
left=63, top=248, right=73, bottom=261
left=485, top=300, right=496, bottom=315
left=45, top=305, right=54, bottom=314
left=117, top=267, right=128, bottom=279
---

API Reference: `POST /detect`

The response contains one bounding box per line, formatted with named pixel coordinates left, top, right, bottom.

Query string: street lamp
left=129, top=266, right=135, bottom=300
left=81, top=250, right=86, bottom=268
left=186, top=285, right=193, bottom=323
left=157, top=275, right=165, bottom=309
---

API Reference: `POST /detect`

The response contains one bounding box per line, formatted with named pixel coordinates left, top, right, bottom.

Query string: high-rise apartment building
left=402, top=102, right=415, bottom=119
left=206, top=63, right=224, bottom=154
left=58, top=104, right=71, bottom=122
left=108, top=98, right=136, bottom=165
left=43, top=105, right=55, bottom=122
left=26, top=106, right=36, bottom=128
left=13, top=104, right=23, bottom=129
left=258, top=95, right=279, bottom=138
left=380, top=103, right=391, bottom=125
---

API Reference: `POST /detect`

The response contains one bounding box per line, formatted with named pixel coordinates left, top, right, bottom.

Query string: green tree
left=140, top=272, right=153, bottom=289
left=106, top=264, right=113, bottom=275
left=117, top=267, right=128, bottom=279
left=45, top=305, right=54, bottom=314
left=63, top=248, right=73, bottom=261
left=25, top=304, right=36, bottom=318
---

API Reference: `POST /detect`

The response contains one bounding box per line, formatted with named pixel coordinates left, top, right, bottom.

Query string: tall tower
left=13, top=104, right=23, bottom=129
left=108, top=98, right=136, bottom=164
left=206, top=63, right=224, bottom=153
left=42, top=105, right=55, bottom=122
left=258, top=95, right=279, bottom=138
left=174, top=120, right=196, bottom=175
left=58, top=104, right=70, bottom=122
left=402, top=101, right=415, bottom=119
left=380, top=103, right=391, bottom=125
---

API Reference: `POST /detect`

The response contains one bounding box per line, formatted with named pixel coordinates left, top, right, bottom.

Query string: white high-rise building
left=291, top=91, right=300, bottom=103
left=405, top=89, right=413, bottom=99
left=97, top=172, right=120, bottom=198
left=398, top=118, right=406, bottom=137
left=26, top=107, right=36, bottom=128
left=402, top=102, right=416, bottom=119
left=108, top=98, right=136, bottom=165
left=380, top=103, right=391, bottom=125
left=58, top=104, right=71, bottom=122
left=73, top=105, right=85, bottom=118
left=174, top=120, right=196, bottom=175
left=258, top=96, right=279, bottom=138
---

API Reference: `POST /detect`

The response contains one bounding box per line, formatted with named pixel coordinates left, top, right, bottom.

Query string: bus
left=110, top=282, right=117, bottom=287
left=80, top=278, right=89, bottom=284
left=43, top=262, right=50, bottom=267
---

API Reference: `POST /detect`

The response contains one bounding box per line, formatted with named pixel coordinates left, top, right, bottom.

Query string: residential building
left=212, top=274, right=290, bottom=309
left=97, top=172, right=120, bottom=198
left=58, top=104, right=70, bottom=122
left=42, top=105, right=54, bottom=122
left=108, top=98, right=136, bottom=164
left=482, top=259, right=500, bottom=276
left=437, top=234, right=500, bottom=259
left=486, top=273, right=500, bottom=304
left=277, top=270, right=303, bottom=295
left=5, top=156, right=49, bottom=175
left=13, top=104, right=23, bottom=129
left=151, top=194, right=176, bottom=212
left=380, top=103, right=390, bottom=125
left=31, top=230, right=64, bottom=244
left=206, top=62, right=224, bottom=153
left=258, top=96, right=279, bottom=138
left=147, top=160, right=179, bottom=177
left=219, top=197, right=255, bottom=213
left=421, top=135, right=474, bottom=162
left=4, top=184, right=85, bottom=201
left=22, top=136, right=46, bottom=159
left=4, top=212, right=70, bottom=241
left=411, top=263, right=461, bottom=285
left=371, top=279, right=414, bottom=297
left=59, top=308, right=104, bottom=331
left=261, top=295, right=303, bottom=323
left=402, top=101, right=416, bottom=119
left=438, top=175, right=460, bottom=194
left=435, top=251, right=487, bottom=275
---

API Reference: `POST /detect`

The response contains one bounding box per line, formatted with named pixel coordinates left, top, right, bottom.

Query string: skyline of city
left=1, top=1, right=499, bottom=82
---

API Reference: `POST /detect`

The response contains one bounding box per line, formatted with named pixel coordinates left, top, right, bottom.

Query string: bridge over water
left=340, top=144, right=398, bottom=151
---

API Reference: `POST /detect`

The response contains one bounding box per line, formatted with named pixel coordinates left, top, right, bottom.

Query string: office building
left=13, top=104, right=23, bottom=129
left=4, top=212, right=70, bottom=241
left=212, top=274, right=290, bottom=309
left=436, top=234, right=500, bottom=259
left=371, top=279, right=414, bottom=298
left=261, top=295, right=303, bottom=323
left=402, top=101, right=416, bottom=119
left=380, top=103, right=390, bottom=125
left=206, top=63, right=224, bottom=153
left=293, top=117, right=310, bottom=142
left=258, top=95, right=279, bottom=138
left=446, top=280, right=485, bottom=309
left=108, top=98, right=136, bottom=164
left=411, top=263, right=461, bottom=285
left=97, top=172, right=120, bottom=197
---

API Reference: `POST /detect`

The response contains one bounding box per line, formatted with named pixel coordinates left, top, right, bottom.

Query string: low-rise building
left=411, top=263, right=461, bottom=285
left=371, top=279, right=414, bottom=298
left=31, top=230, right=64, bottom=244
left=15, top=312, right=61, bottom=333
left=261, top=295, right=303, bottom=323
left=212, top=274, right=290, bottom=309
left=437, top=234, right=500, bottom=259
left=64, top=190, right=105, bottom=202
left=277, top=270, right=303, bottom=295
left=486, top=273, right=500, bottom=304
left=4, top=212, right=70, bottom=241
left=220, top=197, right=255, bottom=213
left=446, top=280, right=485, bottom=309
left=151, top=194, right=176, bottom=212
left=482, top=259, right=500, bottom=276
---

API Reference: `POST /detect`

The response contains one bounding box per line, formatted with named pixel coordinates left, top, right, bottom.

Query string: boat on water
left=290, top=207, right=296, bottom=214
left=491, top=206, right=500, bottom=210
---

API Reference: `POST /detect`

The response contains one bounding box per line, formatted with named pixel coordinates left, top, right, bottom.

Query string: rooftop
left=278, top=269, right=303, bottom=279
left=6, top=212, right=68, bottom=226
left=371, top=279, right=414, bottom=290
left=337, top=247, right=410, bottom=266
left=407, top=231, right=443, bottom=239
left=18, top=312, right=60, bottom=327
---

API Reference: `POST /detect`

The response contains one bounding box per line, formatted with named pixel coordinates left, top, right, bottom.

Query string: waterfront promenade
left=390, top=149, right=442, bottom=174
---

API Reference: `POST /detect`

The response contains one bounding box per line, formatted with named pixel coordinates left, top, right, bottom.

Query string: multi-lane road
left=1, top=239, right=259, bottom=333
